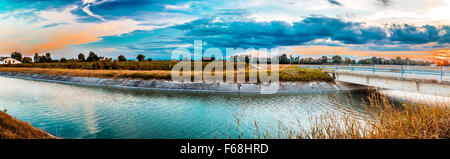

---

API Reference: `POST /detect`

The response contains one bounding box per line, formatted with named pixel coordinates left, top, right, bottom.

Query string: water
left=0, top=76, right=371, bottom=139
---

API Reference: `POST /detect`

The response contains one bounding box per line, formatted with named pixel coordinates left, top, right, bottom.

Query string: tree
left=38, top=56, right=46, bottom=63
left=371, top=57, right=379, bottom=64
left=306, top=57, right=313, bottom=64
left=279, top=54, right=288, bottom=64
left=344, top=57, right=352, bottom=64
left=321, top=56, right=328, bottom=64
left=136, top=54, right=145, bottom=62
left=78, top=53, right=85, bottom=62
left=86, top=51, right=99, bottom=62
left=147, top=58, right=152, bottom=62
left=22, top=57, right=32, bottom=63
left=33, top=53, right=50, bottom=63
left=60, top=58, right=67, bottom=62
left=332, top=55, right=342, bottom=64
left=45, top=53, right=52, bottom=62
left=118, top=55, right=127, bottom=62
left=34, top=53, right=40, bottom=63
left=394, top=57, right=402, bottom=65
left=11, top=52, right=23, bottom=61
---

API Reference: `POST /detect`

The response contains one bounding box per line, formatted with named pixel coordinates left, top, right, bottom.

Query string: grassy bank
left=0, top=111, right=57, bottom=139
left=245, top=92, right=450, bottom=139
left=279, top=66, right=333, bottom=82
left=0, top=61, right=178, bottom=70
left=0, top=67, right=173, bottom=80
left=0, top=66, right=333, bottom=82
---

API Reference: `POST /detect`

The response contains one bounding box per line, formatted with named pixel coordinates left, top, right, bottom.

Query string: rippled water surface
left=0, top=76, right=371, bottom=139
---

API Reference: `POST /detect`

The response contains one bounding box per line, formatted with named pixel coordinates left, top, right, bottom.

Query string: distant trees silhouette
left=22, top=57, right=32, bottom=63
left=86, top=51, right=100, bottom=62
left=78, top=53, right=85, bottom=62
left=11, top=52, right=22, bottom=61
left=33, top=53, right=53, bottom=63
left=332, top=55, right=342, bottom=64
left=3, top=51, right=437, bottom=66
left=137, top=54, right=145, bottom=62
left=60, top=58, right=67, bottom=63
left=277, top=54, right=431, bottom=66
left=118, top=55, right=127, bottom=61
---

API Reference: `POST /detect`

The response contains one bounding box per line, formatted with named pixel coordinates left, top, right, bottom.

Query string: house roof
left=0, top=57, right=19, bottom=61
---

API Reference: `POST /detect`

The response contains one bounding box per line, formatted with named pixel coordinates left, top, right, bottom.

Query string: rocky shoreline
left=0, top=72, right=366, bottom=93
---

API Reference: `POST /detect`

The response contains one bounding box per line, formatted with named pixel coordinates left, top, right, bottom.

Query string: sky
left=0, top=0, right=449, bottom=61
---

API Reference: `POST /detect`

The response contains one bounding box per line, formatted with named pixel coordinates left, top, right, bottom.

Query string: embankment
left=0, top=111, right=58, bottom=139
left=0, top=71, right=365, bottom=93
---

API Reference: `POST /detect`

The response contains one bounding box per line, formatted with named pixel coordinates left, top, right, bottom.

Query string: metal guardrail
left=298, top=64, right=449, bottom=82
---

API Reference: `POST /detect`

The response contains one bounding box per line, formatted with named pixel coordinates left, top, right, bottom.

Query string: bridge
left=298, top=65, right=450, bottom=97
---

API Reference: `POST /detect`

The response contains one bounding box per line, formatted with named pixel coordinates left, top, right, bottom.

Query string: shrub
left=22, top=57, right=33, bottom=63
left=137, top=54, right=145, bottom=62
left=118, top=55, right=127, bottom=62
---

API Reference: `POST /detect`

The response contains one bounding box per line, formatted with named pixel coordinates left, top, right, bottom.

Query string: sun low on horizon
left=0, top=0, right=449, bottom=62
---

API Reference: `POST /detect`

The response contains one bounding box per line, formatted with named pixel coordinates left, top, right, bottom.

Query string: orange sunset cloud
left=0, top=6, right=154, bottom=56
left=289, top=46, right=449, bottom=62
left=30, top=31, right=99, bottom=53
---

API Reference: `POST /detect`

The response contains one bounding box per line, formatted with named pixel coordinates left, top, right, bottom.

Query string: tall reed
left=240, top=92, right=449, bottom=139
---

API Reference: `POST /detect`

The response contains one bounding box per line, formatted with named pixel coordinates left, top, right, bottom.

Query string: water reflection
left=0, top=76, right=370, bottom=139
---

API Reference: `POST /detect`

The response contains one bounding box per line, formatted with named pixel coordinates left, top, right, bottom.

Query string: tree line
left=5, top=52, right=442, bottom=66
left=7, top=52, right=152, bottom=63
left=277, top=54, right=433, bottom=66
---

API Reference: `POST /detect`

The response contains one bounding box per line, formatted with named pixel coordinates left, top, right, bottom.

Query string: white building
left=0, top=57, right=22, bottom=64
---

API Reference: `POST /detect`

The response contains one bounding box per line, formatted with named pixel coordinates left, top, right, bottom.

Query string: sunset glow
left=0, top=0, right=449, bottom=60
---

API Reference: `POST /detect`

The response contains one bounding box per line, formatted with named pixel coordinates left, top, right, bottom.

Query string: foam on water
left=379, top=89, right=450, bottom=106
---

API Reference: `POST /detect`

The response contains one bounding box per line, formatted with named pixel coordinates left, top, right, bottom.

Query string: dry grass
left=0, top=67, right=172, bottom=80
left=244, top=92, right=450, bottom=139
left=0, top=67, right=333, bottom=82
left=279, top=68, right=334, bottom=82
left=0, top=61, right=178, bottom=70
left=0, top=111, right=57, bottom=139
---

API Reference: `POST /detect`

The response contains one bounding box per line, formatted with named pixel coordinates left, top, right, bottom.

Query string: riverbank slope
left=0, top=111, right=57, bottom=139
left=0, top=67, right=366, bottom=92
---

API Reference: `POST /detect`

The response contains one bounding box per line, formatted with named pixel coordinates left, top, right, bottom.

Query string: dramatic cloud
left=0, top=5, right=154, bottom=55
left=377, top=0, right=392, bottom=7
left=389, top=25, right=450, bottom=44
left=165, top=3, right=191, bottom=10
left=173, top=15, right=448, bottom=48
left=42, top=22, right=69, bottom=28
left=328, top=0, right=342, bottom=6
left=80, top=14, right=449, bottom=60
left=0, top=0, right=79, bottom=11
left=69, top=0, right=209, bottom=22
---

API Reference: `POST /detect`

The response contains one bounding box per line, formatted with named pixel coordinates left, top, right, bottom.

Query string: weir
left=0, top=72, right=363, bottom=93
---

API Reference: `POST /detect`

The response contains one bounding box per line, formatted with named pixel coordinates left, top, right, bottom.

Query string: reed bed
left=239, top=92, right=450, bottom=139
left=0, top=67, right=333, bottom=82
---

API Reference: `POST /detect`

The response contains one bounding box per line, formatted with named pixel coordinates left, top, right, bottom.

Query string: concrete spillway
left=0, top=72, right=364, bottom=93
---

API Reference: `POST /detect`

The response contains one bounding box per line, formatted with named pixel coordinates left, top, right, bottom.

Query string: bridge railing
left=298, top=64, right=449, bottom=82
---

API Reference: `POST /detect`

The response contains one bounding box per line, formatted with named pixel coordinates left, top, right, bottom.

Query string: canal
left=0, top=76, right=372, bottom=139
